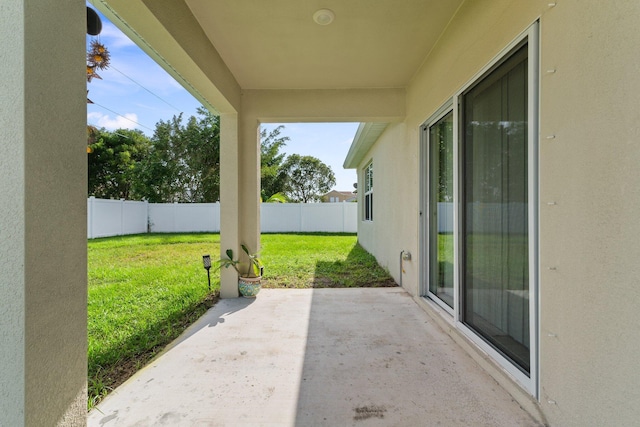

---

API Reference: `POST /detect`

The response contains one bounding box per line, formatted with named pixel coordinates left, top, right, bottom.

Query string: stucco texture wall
left=356, top=123, right=418, bottom=295
left=0, top=1, right=27, bottom=424
left=537, top=1, right=640, bottom=425
left=1, top=0, right=88, bottom=425
left=360, top=0, right=640, bottom=425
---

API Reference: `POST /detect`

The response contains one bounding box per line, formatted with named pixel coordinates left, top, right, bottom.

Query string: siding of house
left=356, top=1, right=640, bottom=426
left=357, top=123, right=416, bottom=292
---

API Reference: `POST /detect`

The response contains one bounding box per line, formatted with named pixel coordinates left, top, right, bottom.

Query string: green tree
left=136, top=108, right=220, bottom=202
left=280, top=154, right=336, bottom=203
left=134, top=115, right=184, bottom=202
left=263, top=192, right=287, bottom=203
left=183, top=108, right=221, bottom=202
left=88, top=128, right=150, bottom=199
left=92, top=112, right=295, bottom=203
left=260, top=125, right=289, bottom=201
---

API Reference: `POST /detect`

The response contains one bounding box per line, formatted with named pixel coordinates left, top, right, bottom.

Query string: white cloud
left=87, top=111, right=140, bottom=130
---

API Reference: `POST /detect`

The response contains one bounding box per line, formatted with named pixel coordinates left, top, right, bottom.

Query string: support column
left=239, top=116, right=261, bottom=258
left=219, top=113, right=261, bottom=297
left=0, top=0, right=87, bottom=426
left=220, top=113, right=240, bottom=297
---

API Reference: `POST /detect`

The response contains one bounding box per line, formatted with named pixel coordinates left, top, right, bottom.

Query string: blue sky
left=86, top=5, right=358, bottom=191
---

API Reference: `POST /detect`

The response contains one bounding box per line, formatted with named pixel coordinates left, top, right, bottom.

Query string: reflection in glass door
left=461, top=43, right=530, bottom=373
left=428, top=111, right=454, bottom=309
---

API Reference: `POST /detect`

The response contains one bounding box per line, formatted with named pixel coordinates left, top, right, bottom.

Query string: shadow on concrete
left=163, top=296, right=256, bottom=352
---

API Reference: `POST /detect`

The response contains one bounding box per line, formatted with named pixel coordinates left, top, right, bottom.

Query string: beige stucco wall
left=537, top=1, right=640, bottom=425
left=0, top=0, right=87, bottom=425
left=359, top=0, right=640, bottom=425
left=238, top=114, right=261, bottom=269
left=0, top=2, right=27, bottom=424
left=242, top=89, right=405, bottom=123
left=356, top=123, right=419, bottom=295
left=219, top=114, right=241, bottom=298
left=217, top=112, right=262, bottom=297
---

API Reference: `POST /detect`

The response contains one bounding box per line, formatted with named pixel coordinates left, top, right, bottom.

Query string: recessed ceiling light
left=313, top=9, right=335, bottom=25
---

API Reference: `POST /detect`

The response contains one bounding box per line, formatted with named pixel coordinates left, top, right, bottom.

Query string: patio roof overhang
left=94, top=0, right=464, bottom=114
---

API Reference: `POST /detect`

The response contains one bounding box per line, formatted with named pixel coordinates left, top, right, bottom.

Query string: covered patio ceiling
left=184, top=0, right=463, bottom=90
left=95, top=0, right=464, bottom=113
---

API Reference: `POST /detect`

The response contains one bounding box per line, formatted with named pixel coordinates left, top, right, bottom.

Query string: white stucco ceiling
left=184, top=0, right=464, bottom=90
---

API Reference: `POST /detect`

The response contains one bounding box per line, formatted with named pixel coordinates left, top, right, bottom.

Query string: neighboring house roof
left=323, top=190, right=356, bottom=202
left=324, top=190, right=355, bottom=196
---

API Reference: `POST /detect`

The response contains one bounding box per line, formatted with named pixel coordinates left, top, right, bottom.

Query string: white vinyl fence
left=87, top=197, right=148, bottom=239
left=87, top=197, right=358, bottom=238
left=262, top=203, right=357, bottom=233
left=88, top=199, right=526, bottom=239
left=148, top=203, right=221, bottom=233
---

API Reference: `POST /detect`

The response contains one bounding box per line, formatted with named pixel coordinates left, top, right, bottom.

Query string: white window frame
left=420, top=101, right=457, bottom=316
left=419, top=21, right=539, bottom=398
left=363, top=161, right=373, bottom=221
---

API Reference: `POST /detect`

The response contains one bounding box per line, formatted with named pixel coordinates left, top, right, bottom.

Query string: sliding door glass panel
left=428, top=111, right=454, bottom=308
left=462, top=44, right=530, bottom=373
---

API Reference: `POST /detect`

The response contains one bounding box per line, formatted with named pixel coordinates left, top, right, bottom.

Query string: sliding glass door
left=420, top=24, right=538, bottom=390
left=461, top=43, right=530, bottom=373
left=428, top=111, right=454, bottom=309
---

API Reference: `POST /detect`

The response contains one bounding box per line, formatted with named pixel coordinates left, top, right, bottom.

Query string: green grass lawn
left=88, top=233, right=219, bottom=408
left=88, top=233, right=394, bottom=408
left=261, top=233, right=395, bottom=288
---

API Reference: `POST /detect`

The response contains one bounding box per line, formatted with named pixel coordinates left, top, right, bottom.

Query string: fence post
left=88, top=196, right=95, bottom=239
left=299, top=203, right=303, bottom=232
left=215, top=202, right=221, bottom=232
left=120, top=199, right=125, bottom=236
left=145, top=200, right=150, bottom=233
left=342, top=201, right=346, bottom=233
left=173, top=202, right=178, bottom=233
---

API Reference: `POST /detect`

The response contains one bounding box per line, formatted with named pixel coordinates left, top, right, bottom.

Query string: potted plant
left=219, top=244, right=264, bottom=297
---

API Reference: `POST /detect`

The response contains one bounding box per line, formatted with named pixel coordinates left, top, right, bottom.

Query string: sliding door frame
left=420, top=101, right=458, bottom=316
left=419, top=21, right=539, bottom=398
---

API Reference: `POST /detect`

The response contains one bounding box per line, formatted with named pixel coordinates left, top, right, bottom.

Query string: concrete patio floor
left=88, top=288, right=540, bottom=426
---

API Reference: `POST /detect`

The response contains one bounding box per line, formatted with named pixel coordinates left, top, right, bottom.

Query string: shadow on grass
left=89, top=232, right=220, bottom=246
left=261, top=231, right=357, bottom=237
left=88, top=291, right=222, bottom=409
left=313, top=243, right=397, bottom=288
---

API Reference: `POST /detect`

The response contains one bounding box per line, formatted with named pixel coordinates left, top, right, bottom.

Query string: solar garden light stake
left=202, top=254, right=212, bottom=291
